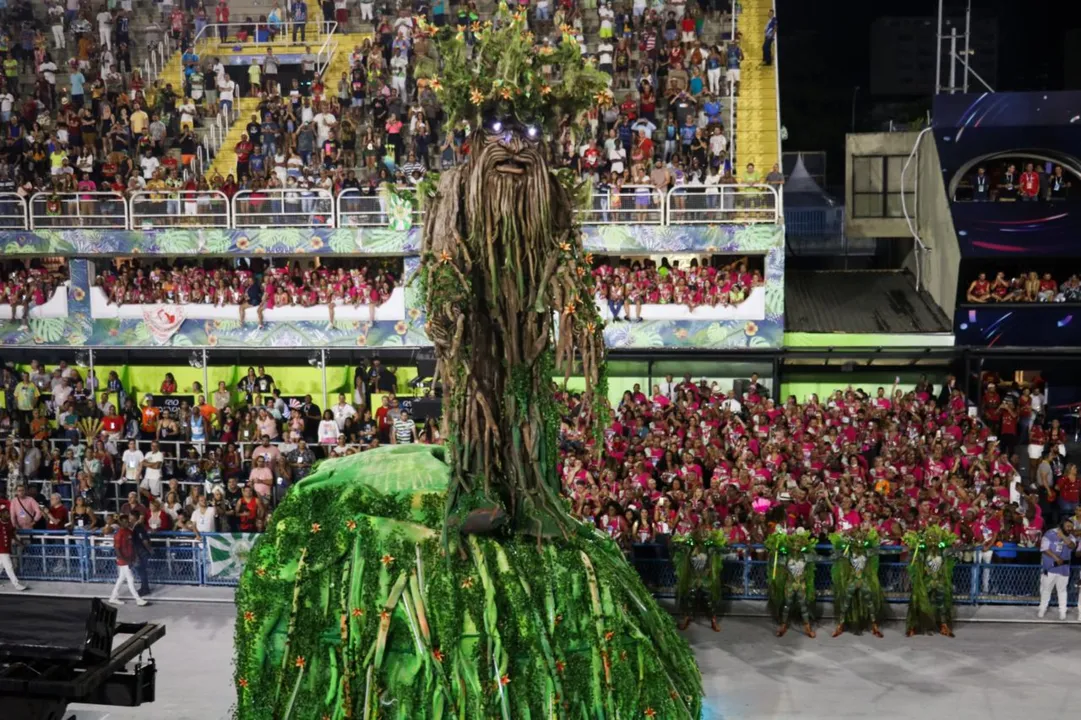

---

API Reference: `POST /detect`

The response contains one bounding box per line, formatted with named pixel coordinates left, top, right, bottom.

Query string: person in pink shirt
left=9, top=484, right=43, bottom=530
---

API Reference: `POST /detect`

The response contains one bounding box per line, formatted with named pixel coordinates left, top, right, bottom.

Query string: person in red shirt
left=0, top=508, right=27, bottom=591
left=234, top=134, right=254, bottom=180
left=999, top=399, right=1019, bottom=459
left=45, top=493, right=69, bottom=532
left=1057, top=463, right=1080, bottom=518
left=1019, top=162, right=1041, bottom=201
left=216, top=0, right=231, bottom=42
left=107, top=514, right=148, bottom=606
left=237, top=486, right=261, bottom=532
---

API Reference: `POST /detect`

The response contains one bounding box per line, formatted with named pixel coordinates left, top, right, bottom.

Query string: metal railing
left=10, top=187, right=784, bottom=232
left=336, top=187, right=423, bottom=227
left=666, top=184, right=782, bottom=224
left=579, top=185, right=666, bottom=225
left=10, top=532, right=1070, bottom=605
left=0, top=191, right=28, bottom=229
left=233, top=188, right=335, bottom=227
left=130, top=190, right=231, bottom=228
left=29, top=191, right=128, bottom=230
left=192, top=21, right=337, bottom=53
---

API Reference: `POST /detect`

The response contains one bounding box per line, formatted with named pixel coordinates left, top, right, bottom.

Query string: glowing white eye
left=527, top=125, right=539, bottom=138
left=491, top=121, right=503, bottom=133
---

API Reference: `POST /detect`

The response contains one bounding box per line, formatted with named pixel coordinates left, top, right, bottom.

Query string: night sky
left=777, top=0, right=1081, bottom=186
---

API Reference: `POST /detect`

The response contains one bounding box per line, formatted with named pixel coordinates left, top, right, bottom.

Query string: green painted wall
left=784, top=332, right=955, bottom=348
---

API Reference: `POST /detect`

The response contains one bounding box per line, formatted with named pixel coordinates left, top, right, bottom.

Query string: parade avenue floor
left=13, top=586, right=1072, bottom=720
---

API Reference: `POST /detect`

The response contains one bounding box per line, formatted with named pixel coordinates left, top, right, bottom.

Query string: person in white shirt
left=39, top=60, right=58, bottom=90
left=140, top=151, right=160, bottom=180
left=331, top=394, right=357, bottom=431
left=318, top=410, right=340, bottom=444
left=140, top=441, right=164, bottom=499
left=218, top=77, right=235, bottom=115
left=313, top=111, right=336, bottom=145
left=96, top=9, right=113, bottom=50
left=192, top=496, right=217, bottom=533
left=121, top=440, right=144, bottom=485
left=0, top=92, right=13, bottom=123
left=49, top=3, right=66, bottom=49
left=178, top=98, right=196, bottom=130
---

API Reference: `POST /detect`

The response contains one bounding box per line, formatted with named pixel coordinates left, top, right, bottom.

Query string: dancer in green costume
left=829, top=528, right=885, bottom=638
left=765, top=528, right=818, bottom=638
left=232, top=8, right=703, bottom=719
left=672, top=529, right=727, bottom=632
left=904, top=526, right=960, bottom=637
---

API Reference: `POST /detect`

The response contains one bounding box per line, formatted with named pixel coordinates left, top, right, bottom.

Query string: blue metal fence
left=8, top=533, right=1076, bottom=607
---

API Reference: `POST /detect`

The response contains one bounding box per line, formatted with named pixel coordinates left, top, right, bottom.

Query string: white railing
left=130, top=190, right=231, bottom=229
left=29, top=192, right=128, bottom=230
left=233, top=188, right=335, bottom=228
left=771, top=0, right=783, bottom=167
left=666, top=184, right=781, bottom=224
left=317, top=38, right=338, bottom=78
left=0, top=192, right=28, bottom=229
left=192, top=22, right=337, bottom=52
left=579, top=185, right=665, bottom=225
left=337, top=187, right=424, bottom=228
left=12, top=187, right=785, bottom=231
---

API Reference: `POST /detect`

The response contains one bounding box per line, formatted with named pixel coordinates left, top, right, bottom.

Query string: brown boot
left=831, top=623, right=845, bottom=638
left=803, top=623, right=816, bottom=639
left=678, top=616, right=692, bottom=631
left=939, top=623, right=954, bottom=638
left=871, top=623, right=883, bottom=638
left=710, top=616, right=721, bottom=633
left=775, top=623, right=788, bottom=637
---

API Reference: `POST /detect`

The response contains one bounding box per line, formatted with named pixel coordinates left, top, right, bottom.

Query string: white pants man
left=707, top=67, right=721, bottom=94
left=110, top=565, right=147, bottom=606
left=99, top=27, right=112, bottom=51
left=52, top=24, right=65, bottom=50
left=1038, top=571, right=1069, bottom=620
left=0, top=553, right=27, bottom=591
left=360, top=2, right=373, bottom=21
left=975, top=548, right=993, bottom=593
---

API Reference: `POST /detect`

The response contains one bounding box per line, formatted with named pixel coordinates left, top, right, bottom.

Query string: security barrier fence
left=8, top=532, right=1069, bottom=606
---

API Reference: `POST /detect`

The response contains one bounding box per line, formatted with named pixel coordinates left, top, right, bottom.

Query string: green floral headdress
left=829, top=527, right=881, bottom=551
left=902, top=526, right=959, bottom=552
left=415, top=4, right=611, bottom=135
left=764, top=527, right=816, bottom=555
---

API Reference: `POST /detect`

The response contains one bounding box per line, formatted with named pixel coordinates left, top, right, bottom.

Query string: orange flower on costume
left=540, top=85, right=552, bottom=95
left=470, top=88, right=484, bottom=104
left=604, top=631, right=614, bottom=642
left=238, top=677, right=249, bottom=688
left=644, top=709, right=657, bottom=718
left=243, top=611, right=256, bottom=623
left=500, top=674, right=511, bottom=686
left=310, top=523, right=322, bottom=533
left=429, top=79, right=442, bottom=91
left=345, top=519, right=357, bottom=531
left=351, top=607, right=364, bottom=618
left=381, top=554, right=395, bottom=566
left=555, top=660, right=565, bottom=673
left=433, top=648, right=444, bottom=662
left=559, top=241, right=571, bottom=252
left=380, top=609, right=391, bottom=622
left=461, top=576, right=475, bottom=589
left=294, top=656, right=306, bottom=669
left=500, top=88, right=513, bottom=100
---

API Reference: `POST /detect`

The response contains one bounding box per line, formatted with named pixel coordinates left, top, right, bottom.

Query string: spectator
left=107, top=513, right=148, bottom=606
left=0, top=508, right=27, bottom=591
left=1037, top=518, right=1076, bottom=620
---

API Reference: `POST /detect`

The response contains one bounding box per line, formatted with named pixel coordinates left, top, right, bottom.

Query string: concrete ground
left=2, top=582, right=1079, bottom=720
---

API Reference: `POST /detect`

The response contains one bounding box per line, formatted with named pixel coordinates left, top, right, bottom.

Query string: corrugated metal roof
left=785, top=271, right=952, bottom=334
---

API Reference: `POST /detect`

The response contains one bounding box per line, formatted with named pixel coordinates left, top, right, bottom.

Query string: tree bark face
left=421, top=131, right=605, bottom=538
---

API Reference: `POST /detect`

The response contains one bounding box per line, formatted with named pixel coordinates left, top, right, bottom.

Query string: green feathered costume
left=233, top=8, right=703, bottom=719
left=671, top=530, right=727, bottom=630
left=764, top=529, right=818, bottom=635
left=903, top=526, right=960, bottom=636
left=829, top=528, right=885, bottom=635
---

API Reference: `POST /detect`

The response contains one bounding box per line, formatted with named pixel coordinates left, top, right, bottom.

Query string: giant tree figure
left=904, top=526, right=960, bottom=637
left=232, top=10, right=703, bottom=720
left=829, top=528, right=885, bottom=638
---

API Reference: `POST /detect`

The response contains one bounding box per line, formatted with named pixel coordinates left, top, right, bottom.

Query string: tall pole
left=202, top=348, right=209, bottom=399
left=934, top=0, right=944, bottom=94
left=321, top=349, right=328, bottom=410
left=962, top=0, right=972, bottom=93
left=88, top=348, right=95, bottom=406
left=948, top=27, right=957, bottom=94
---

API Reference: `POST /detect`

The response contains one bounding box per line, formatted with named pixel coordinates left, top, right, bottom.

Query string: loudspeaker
left=410, top=398, right=443, bottom=423
left=416, top=349, right=437, bottom=381
left=0, top=597, right=116, bottom=665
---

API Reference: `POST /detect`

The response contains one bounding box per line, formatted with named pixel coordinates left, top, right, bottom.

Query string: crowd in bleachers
left=593, top=255, right=762, bottom=320
left=558, top=373, right=1071, bottom=559
left=95, top=257, right=400, bottom=324
left=0, top=357, right=439, bottom=535
left=0, top=260, right=69, bottom=329
left=966, top=271, right=1081, bottom=304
